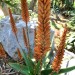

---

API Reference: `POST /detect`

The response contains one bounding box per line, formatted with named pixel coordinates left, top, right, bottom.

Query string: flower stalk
left=21, top=0, right=30, bottom=55
left=34, top=0, right=51, bottom=61
left=52, top=26, right=67, bottom=72
left=0, top=43, right=6, bottom=58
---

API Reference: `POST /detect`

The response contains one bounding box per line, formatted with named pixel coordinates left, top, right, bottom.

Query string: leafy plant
left=0, top=0, right=17, bottom=7
left=52, top=0, right=74, bottom=13
left=0, top=0, right=75, bottom=75
left=0, top=0, right=21, bottom=15
left=66, top=32, right=75, bottom=53
left=68, top=16, right=75, bottom=30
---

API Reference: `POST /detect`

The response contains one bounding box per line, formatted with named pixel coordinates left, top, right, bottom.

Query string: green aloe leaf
left=9, top=63, right=29, bottom=75
left=41, top=69, right=53, bottom=75
left=41, top=66, right=75, bottom=75
left=35, top=61, right=41, bottom=75
left=28, top=57, right=35, bottom=75
left=20, top=50, right=29, bottom=66
left=58, top=66, right=75, bottom=74
left=20, top=49, right=34, bottom=75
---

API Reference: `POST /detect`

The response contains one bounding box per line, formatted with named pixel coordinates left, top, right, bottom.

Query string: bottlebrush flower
left=0, top=43, right=6, bottom=58
left=21, top=0, right=30, bottom=55
left=34, top=0, right=51, bottom=61
left=22, top=28, right=29, bottom=50
left=8, top=8, right=17, bottom=36
left=17, top=48, right=22, bottom=60
left=52, top=26, right=67, bottom=72
left=21, top=0, right=29, bottom=23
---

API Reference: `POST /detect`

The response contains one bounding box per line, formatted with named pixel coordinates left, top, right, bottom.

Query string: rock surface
left=0, top=15, right=36, bottom=59
left=61, top=50, right=75, bottom=75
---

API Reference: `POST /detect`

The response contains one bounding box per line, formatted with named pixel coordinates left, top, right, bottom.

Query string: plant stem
left=15, top=34, right=22, bottom=49
left=25, top=22, right=31, bottom=57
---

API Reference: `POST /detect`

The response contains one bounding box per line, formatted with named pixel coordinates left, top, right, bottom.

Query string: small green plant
left=0, top=0, right=21, bottom=15
left=68, top=16, right=75, bottom=30
left=0, top=16, right=5, bottom=20
left=0, top=0, right=75, bottom=75
left=52, top=0, right=74, bottom=11
left=66, top=32, right=75, bottom=53
left=0, top=0, right=17, bottom=7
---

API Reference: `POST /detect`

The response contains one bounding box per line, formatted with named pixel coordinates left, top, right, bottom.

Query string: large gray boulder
left=0, top=15, right=35, bottom=59
left=0, top=15, right=54, bottom=59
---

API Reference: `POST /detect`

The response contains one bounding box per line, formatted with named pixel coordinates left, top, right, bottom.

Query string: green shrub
left=68, top=16, right=75, bottom=31
left=66, top=32, right=75, bottom=53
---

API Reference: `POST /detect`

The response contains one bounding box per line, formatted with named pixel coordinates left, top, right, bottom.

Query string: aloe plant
left=0, top=0, right=75, bottom=75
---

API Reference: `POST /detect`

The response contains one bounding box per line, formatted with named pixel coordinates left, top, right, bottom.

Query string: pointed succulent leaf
left=41, top=69, right=53, bottom=75
left=58, top=66, right=75, bottom=74
left=41, top=66, right=75, bottom=75
left=20, top=49, right=34, bottom=75
left=35, top=61, right=41, bottom=75
left=9, top=63, right=29, bottom=75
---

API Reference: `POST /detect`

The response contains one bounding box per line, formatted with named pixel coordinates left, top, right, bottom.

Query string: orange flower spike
left=22, top=28, right=29, bottom=48
left=8, top=8, right=17, bottom=36
left=21, top=0, right=29, bottom=23
left=17, top=48, right=22, bottom=60
left=0, top=43, right=6, bottom=58
left=34, top=28, right=37, bottom=46
left=34, top=0, right=51, bottom=61
left=21, top=0, right=30, bottom=55
left=52, top=26, right=67, bottom=72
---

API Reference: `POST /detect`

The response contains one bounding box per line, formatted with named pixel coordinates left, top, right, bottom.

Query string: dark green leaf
left=9, top=63, right=29, bottom=75
left=51, top=20, right=59, bottom=29
left=41, top=69, right=53, bottom=75
left=59, top=66, right=75, bottom=74
left=20, top=49, right=34, bottom=75
left=35, top=61, right=41, bottom=75
left=20, top=50, right=28, bottom=66
left=41, top=66, right=75, bottom=75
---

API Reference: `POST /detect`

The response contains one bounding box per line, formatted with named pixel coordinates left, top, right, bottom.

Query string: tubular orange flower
left=22, top=28, right=29, bottom=49
left=0, top=43, right=6, bottom=58
left=21, top=0, right=30, bottom=55
left=17, top=48, right=22, bottom=60
left=21, top=0, right=29, bottom=23
left=8, top=8, right=17, bottom=36
left=34, top=28, right=37, bottom=46
left=34, top=0, right=51, bottom=61
left=52, top=26, right=67, bottom=72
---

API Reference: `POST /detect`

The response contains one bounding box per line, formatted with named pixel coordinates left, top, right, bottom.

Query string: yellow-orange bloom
left=52, top=26, right=67, bottom=72
left=34, top=0, right=51, bottom=61
left=8, top=8, right=17, bottom=36
left=0, top=43, right=6, bottom=58
left=17, top=48, right=22, bottom=60
left=21, top=0, right=29, bottom=23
